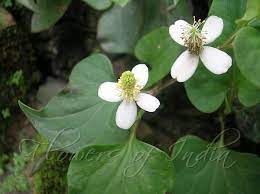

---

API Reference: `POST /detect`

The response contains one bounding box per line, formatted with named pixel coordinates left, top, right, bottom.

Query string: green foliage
left=98, top=0, right=192, bottom=54
left=234, top=27, right=260, bottom=87
left=14, top=0, right=260, bottom=193
left=238, top=74, right=260, bottom=107
left=185, top=65, right=231, bottom=113
left=98, top=0, right=167, bottom=54
left=0, top=143, right=32, bottom=193
left=184, top=0, right=247, bottom=113
left=0, top=152, right=8, bottom=175
left=1, top=108, right=10, bottom=119
left=0, top=26, right=39, bottom=133
left=135, top=27, right=182, bottom=88
left=208, top=0, right=246, bottom=46
left=237, top=0, right=260, bottom=25
left=17, top=0, right=72, bottom=32
left=0, top=0, right=13, bottom=8
left=7, top=69, right=24, bottom=86
left=34, top=152, right=70, bottom=194
left=172, top=136, right=260, bottom=194
left=82, top=0, right=112, bottom=10
left=111, top=0, right=130, bottom=6
left=19, top=54, right=129, bottom=153
left=68, top=138, right=175, bottom=194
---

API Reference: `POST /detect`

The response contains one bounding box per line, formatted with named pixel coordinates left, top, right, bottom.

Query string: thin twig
left=149, top=79, right=177, bottom=96
left=218, top=31, right=238, bottom=49
left=167, top=4, right=176, bottom=12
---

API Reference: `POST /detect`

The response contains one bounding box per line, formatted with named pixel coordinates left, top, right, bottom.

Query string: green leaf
left=111, top=0, right=130, bottom=6
left=97, top=0, right=167, bottom=54
left=238, top=75, right=260, bottom=107
left=248, top=17, right=260, bottom=28
left=135, top=27, right=182, bottom=88
left=68, top=139, right=175, bottom=194
left=237, top=0, right=260, bottom=24
left=184, top=65, right=231, bottom=113
left=16, top=0, right=38, bottom=12
left=19, top=54, right=129, bottom=153
left=0, top=7, right=15, bottom=31
left=172, top=135, right=260, bottom=194
left=183, top=0, right=246, bottom=113
left=30, top=0, right=72, bottom=32
left=174, top=0, right=181, bottom=6
left=81, top=0, right=112, bottom=10
left=208, top=0, right=247, bottom=46
left=166, top=0, right=192, bottom=23
left=234, top=27, right=260, bottom=87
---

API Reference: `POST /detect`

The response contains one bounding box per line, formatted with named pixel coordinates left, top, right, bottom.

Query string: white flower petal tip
left=116, top=100, right=137, bottom=130
left=200, top=46, right=232, bottom=75
left=171, top=50, right=199, bottom=82
left=136, top=93, right=160, bottom=112
left=202, top=16, right=224, bottom=45
left=169, top=20, right=190, bottom=46
left=131, top=64, right=149, bottom=89
left=98, top=82, right=123, bottom=102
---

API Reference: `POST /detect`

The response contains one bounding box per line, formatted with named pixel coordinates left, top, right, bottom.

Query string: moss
left=34, top=151, right=71, bottom=194
left=0, top=24, right=40, bottom=134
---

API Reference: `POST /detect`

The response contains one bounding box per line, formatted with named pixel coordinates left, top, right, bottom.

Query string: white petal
left=202, top=16, right=224, bottom=45
left=131, top=64, right=148, bottom=89
left=116, top=100, right=137, bottom=130
left=136, top=93, right=160, bottom=112
left=200, top=46, right=232, bottom=74
left=98, top=82, right=122, bottom=102
left=171, top=50, right=199, bottom=82
left=169, top=20, right=191, bottom=46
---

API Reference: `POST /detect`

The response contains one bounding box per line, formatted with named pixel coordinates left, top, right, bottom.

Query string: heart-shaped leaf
left=19, top=0, right=72, bottom=32
left=234, top=27, right=260, bottom=87
left=19, top=54, right=129, bottom=153
left=184, top=65, right=231, bottom=113
left=97, top=0, right=167, bottom=54
left=82, top=0, right=112, bottom=10
left=135, top=27, right=182, bottom=88
left=172, top=135, right=260, bottom=194
left=68, top=139, right=175, bottom=194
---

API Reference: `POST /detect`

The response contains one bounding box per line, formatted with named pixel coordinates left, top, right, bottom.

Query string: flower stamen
left=117, top=71, right=140, bottom=101
left=182, top=16, right=206, bottom=55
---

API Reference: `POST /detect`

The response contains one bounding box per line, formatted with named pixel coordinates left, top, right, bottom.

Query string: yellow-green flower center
left=183, top=18, right=205, bottom=55
left=117, top=71, right=140, bottom=101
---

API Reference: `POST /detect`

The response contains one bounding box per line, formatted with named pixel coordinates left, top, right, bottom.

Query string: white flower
left=98, top=64, right=160, bottom=130
left=169, top=16, right=232, bottom=82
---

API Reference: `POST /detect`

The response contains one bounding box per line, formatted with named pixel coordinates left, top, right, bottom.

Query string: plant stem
left=130, top=79, right=177, bottom=139
left=218, top=31, right=238, bottom=49
left=149, top=79, right=177, bottom=96
left=167, top=4, right=176, bottom=12
left=219, top=115, right=225, bottom=146
left=129, top=110, right=144, bottom=142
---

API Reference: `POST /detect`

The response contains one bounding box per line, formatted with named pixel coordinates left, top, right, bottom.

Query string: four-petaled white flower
left=98, top=64, right=160, bottom=130
left=169, top=16, right=232, bottom=82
